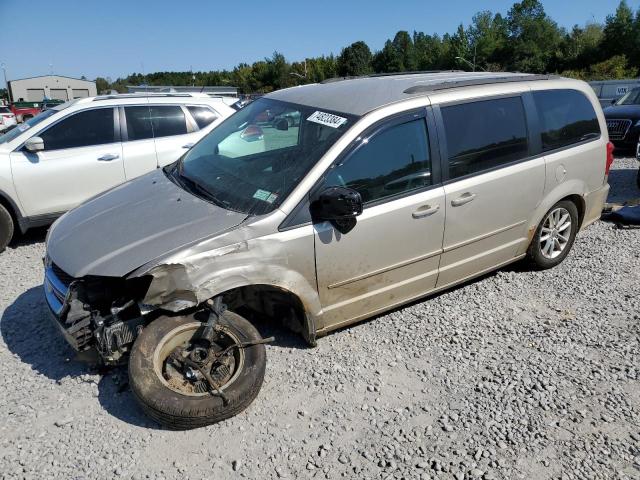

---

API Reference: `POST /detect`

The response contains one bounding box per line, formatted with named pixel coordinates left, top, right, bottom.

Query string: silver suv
left=43, top=72, right=611, bottom=429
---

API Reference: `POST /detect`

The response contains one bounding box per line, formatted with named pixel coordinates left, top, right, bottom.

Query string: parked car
left=603, top=87, right=640, bottom=151
left=43, top=72, right=611, bottom=429
left=9, top=101, right=43, bottom=122
left=0, top=92, right=238, bottom=250
left=0, top=106, right=17, bottom=132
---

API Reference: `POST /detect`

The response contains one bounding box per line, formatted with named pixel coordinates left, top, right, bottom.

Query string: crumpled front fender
left=132, top=223, right=323, bottom=337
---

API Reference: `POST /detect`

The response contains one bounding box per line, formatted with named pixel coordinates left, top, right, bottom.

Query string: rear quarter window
left=441, top=96, right=529, bottom=180
left=532, top=89, right=600, bottom=152
left=187, top=105, right=218, bottom=128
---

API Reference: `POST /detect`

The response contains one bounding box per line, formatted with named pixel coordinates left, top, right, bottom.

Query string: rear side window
left=441, top=97, right=529, bottom=180
left=322, top=119, right=431, bottom=203
left=150, top=105, right=188, bottom=137
left=40, top=108, right=115, bottom=150
left=125, top=105, right=188, bottom=141
left=125, top=106, right=154, bottom=141
left=533, top=90, right=600, bottom=152
left=187, top=106, right=218, bottom=128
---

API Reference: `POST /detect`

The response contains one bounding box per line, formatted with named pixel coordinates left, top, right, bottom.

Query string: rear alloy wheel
left=0, top=203, right=14, bottom=253
left=129, top=311, right=267, bottom=430
left=527, top=200, right=578, bottom=269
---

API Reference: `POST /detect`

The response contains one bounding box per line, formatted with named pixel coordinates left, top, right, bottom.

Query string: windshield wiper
left=178, top=173, right=230, bottom=209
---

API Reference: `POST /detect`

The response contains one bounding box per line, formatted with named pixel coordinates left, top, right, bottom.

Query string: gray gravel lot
left=0, top=157, right=639, bottom=480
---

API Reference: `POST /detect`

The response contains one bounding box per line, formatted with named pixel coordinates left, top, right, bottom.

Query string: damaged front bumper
left=43, top=259, right=150, bottom=363
left=44, top=264, right=93, bottom=351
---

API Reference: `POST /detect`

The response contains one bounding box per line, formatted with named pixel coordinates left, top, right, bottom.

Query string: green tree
left=392, top=31, right=416, bottom=71
left=94, top=77, right=110, bottom=94
left=337, top=41, right=373, bottom=76
left=601, top=1, right=637, bottom=64
left=560, top=23, right=604, bottom=71
left=372, top=40, right=404, bottom=73
left=449, top=24, right=471, bottom=69
left=506, top=0, right=564, bottom=72
left=413, top=32, right=444, bottom=70
left=468, top=11, right=509, bottom=70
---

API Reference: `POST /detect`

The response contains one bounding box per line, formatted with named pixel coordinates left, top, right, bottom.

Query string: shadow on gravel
left=7, top=226, right=48, bottom=249
left=607, top=168, right=639, bottom=205
left=1, top=286, right=159, bottom=429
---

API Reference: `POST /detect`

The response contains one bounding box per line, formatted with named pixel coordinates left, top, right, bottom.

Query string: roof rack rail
left=321, top=70, right=464, bottom=84
left=403, top=74, right=557, bottom=94
left=92, top=92, right=198, bottom=101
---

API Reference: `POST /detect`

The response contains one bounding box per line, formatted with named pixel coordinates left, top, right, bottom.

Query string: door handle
left=412, top=204, right=440, bottom=218
left=182, top=143, right=195, bottom=149
left=451, top=192, right=476, bottom=207
left=97, top=153, right=120, bottom=161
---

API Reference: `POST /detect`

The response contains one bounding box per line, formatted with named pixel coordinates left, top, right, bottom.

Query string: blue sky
left=0, top=0, right=633, bottom=85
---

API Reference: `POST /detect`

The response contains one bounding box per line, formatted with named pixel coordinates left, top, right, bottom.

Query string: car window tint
left=125, top=105, right=188, bottom=140
left=442, top=97, right=529, bottom=180
left=124, top=106, right=154, bottom=141
left=322, top=119, right=431, bottom=203
left=149, top=105, right=188, bottom=137
left=533, top=90, right=600, bottom=151
left=187, top=105, right=218, bottom=128
left=40, top=108, right=115, bottom=150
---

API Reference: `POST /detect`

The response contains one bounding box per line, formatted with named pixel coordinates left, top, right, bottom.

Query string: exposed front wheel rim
left=539, top=207, right=572, bottom=259
left=152, top=322, right=245, bottom=397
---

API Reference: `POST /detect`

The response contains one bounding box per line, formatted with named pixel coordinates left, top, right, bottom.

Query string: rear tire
left=527, top=200, right=579, bottom=270
left=0, top=203, right=14, bottom=253
left=129, top=311, right=266, bottom=430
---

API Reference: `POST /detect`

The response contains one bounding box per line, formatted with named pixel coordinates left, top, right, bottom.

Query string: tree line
left=96, top=0, right=640, bottom=95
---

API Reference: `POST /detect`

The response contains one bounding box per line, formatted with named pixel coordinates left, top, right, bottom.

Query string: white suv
left=0, top=93, right=238, bottom=250
left=0, top=106, right=17, bottom=132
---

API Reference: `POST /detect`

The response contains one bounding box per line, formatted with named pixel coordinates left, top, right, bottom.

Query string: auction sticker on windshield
left=253, top=189, right=278, bottom=203
left=307, top=111, right=348, bottom=129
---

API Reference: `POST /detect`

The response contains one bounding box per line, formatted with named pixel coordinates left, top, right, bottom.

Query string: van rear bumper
left=582, top=183, right=610, bottom=229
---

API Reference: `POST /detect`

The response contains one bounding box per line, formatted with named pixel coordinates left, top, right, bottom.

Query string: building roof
left=8, top=74, right=95, bottom=84
left=266, top=71, right=556, bottom=116
left=126, top=85, right=237, bottom=94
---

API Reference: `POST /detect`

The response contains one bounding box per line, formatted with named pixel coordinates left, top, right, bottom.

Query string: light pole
left=0, top=63, right=11, bottom=104
left=455, top=55, right=485, bottom=72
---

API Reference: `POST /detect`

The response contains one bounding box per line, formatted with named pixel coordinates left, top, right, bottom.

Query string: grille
left=51, top=263, right=76, bottom=287
left=606, top=119, right=632, bottom=140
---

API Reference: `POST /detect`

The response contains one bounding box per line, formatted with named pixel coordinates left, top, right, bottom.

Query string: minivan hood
left=46, top=169, right=247, bottom=278
left=603, top=105, right=640, bottom=119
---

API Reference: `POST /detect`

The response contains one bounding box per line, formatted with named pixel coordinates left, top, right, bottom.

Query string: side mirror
left=25, top=136, right=44, bottom=152
left=311, top=186, right=363, bottom=230
left=274, top=118, right=289, bottom=131
left=240, top=124, right=264, bottom=142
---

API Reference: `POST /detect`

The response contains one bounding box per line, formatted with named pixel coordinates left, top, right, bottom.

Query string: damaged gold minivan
left=44, top=72, right=612, bottom=428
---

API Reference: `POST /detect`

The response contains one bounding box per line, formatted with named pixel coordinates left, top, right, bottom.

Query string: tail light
left=605, top=141, right=614, bottom=176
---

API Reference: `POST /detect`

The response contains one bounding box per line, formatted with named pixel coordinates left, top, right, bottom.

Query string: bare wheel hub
left=153, top=323, right=244, bottom=397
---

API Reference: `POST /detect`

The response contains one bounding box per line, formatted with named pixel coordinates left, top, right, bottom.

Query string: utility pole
left=1, top=63, right=11, bottom=104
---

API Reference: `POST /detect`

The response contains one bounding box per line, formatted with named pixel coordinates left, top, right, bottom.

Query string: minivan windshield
left=0, top=109, right=57, bottom=144
left=175, top=97, right=357, bottom=215
left=615, top=88, right=640, bottom=105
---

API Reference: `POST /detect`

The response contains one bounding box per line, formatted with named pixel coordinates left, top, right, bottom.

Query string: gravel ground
left=0, top=157, right=639, bottom=480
